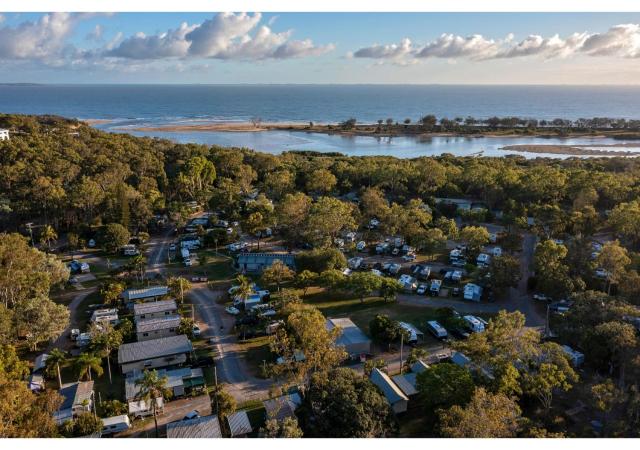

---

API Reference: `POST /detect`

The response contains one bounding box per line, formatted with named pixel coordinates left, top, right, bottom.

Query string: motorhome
left=121, top=244, right=139, bottom=256
left=426, top=321, right=448, bottom=339
left=348, top=257, right=363, bottom=270
left=101, top=415, right=131, bottom=435
left=181, top=247, right=190, bottom=260
left=463, top=315, right=485, bottom=333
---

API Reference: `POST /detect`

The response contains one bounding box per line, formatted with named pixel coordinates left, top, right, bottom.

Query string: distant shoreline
left=500, top=144, right=639, bottom=156
left=112, top=120, right=640, bottom=140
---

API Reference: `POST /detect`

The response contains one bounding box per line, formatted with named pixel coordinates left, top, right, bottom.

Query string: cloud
left=351, top=23, right=640, bottom=64
left=85, top=24, right=105, bottom=42
left=107, top=12, right=332, bottom=61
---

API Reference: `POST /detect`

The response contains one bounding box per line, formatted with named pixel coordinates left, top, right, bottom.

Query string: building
left=326, top=317, right=372, bottom=356
left=263, top=393, right=302, bottom=422
left=398, top=321, right=424, bottom=343
left=166, top=415, right=222, bottom=438
left=392, top=373, right=419, bottom=397
left=236, top=253, right=295, bottom=273
left=53, top=381, right=94, bottom=424
left=435, top=197, right=472, bottom=211
left=133, top=299, right=178, bottom=321
left=227, top=410, right=253, bottom=437
left=0, top=129, right=9, bottom=141
left=122, top=286, right=169, bottom=304
left=135, top=315, right=181, bottom=341
left=125, top=367, right=205, bottom=406
left=28, top=353, right=49, bottom=392
left=370, top=368, right=409, bottom=414
left=562, top=345, right=585, bottom=367
left=117, top=334, right=192, bottom=374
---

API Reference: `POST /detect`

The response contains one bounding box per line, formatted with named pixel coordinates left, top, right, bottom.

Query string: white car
left=595, top=268, right=608, bottom=279
left=192, top=324, right=201, bottom=337
left=169, top=243, right=176, bottom=251
left=225, top=306, right=240, bottom=315
left=416, top=284, right=427, bottom=295
left=184, top=258, right=192, bottom=267
left=402, top=253, right=416, bottom=262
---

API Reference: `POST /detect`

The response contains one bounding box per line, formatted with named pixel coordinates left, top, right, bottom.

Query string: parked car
left=169, top=243, right=176, bottom=251
left=416, top=284, right=427, bottom=295
left=451, top=327, right=471, bottom=340
left=225, top=306, right=240, bottom=315
left=533, top=293, right=550, bottom=302
left=183, top=410, right=200, bottom=420
left=184, top=258, right=192, bottom=267
left=452, top=287, right=460, bottom=297
left=402, top=253, right=416, bottom=262
left=192, top=324, right=201, bottom=337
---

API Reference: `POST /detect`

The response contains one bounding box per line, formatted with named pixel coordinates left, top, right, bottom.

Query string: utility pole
left=213, top=366, right=219, bottom=415
left=399, top=333, right=404, bottom=375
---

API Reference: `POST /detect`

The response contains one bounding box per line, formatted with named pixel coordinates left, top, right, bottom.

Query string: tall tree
left=135, top=370, right=171, bottom=438
left=74, top=353, right=103, bottom=381
left=44, top=348, right=67, bottom=389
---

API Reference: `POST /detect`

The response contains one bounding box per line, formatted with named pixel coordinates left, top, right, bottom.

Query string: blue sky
left=1, top=12, right=640, bottom=84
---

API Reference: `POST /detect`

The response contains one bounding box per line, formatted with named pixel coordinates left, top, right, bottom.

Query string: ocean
left=2, top=84, right=640, bottom=158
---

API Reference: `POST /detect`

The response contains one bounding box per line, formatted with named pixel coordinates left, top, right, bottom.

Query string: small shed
left=326, top=317, right=372, bottom=356
left=227, top=410, right=253, bottom=437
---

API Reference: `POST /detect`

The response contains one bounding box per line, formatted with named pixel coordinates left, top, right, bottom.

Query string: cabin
left=135, top=315, right=181, bottom=341
left=53, top=381, right=95, bottom=425
left=370, top=368, right=409, bottom=414
left=167, top=415, right=222, bottom=438
left=122, top=285, right=169, bottom=306
left=227, top=410, right=253, bottom=437
left=133, top=299, right=178, bottom=321
left=326, top=317, right=372, bottom=356
left=117, top=334, right=192, bottom=374
left=90, top=308, right=120, bottom=326
left=236, top=253, right=295, bottom=273
left=125, top=367, right=205, bottom=407
left=0, top=129, right=9, bottom=141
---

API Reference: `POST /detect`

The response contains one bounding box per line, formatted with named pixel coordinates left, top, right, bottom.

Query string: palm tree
left=135, top=370, right=171, bottom=438
left=234, top=275, right=253, bottom=303
left=39, top=225, right=58, bottom=251
left=74, top=352, right=104, bottom=381
left=89, top=323, right=123, bottom=384
left=45, top=348, right=67, bottom=389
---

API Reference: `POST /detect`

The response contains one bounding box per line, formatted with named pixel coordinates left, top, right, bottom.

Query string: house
left=370, top=368, right=409, bottom=414
left=133, top=299, right=178, bottom=321
left=0, top=129, right=9, bottom=141
left=410, top=360, right=430, bottom=374
left=125, top=367, right=205, bottom=406
left=90, top=308, right=119, bottom=326
left=263, top=393, right=302, bottom=422
left=117, top=334, right=192, bottom=374
left=167, top=415, right=222, bottom=438
left=463, top=283, right=483, bottom=302
left=392, top=373, right=419, bottom=397
left=53, top=381, right=95, bottom=424
left=562, top=345, right=585, bottom=367
left=136, top=315, right=181, bottom=341
left=435, top=197, right=472, bottom=211
left=122, top=286, right=169, bottom=305
left=227, top=410, right=253, bottom=437
left=451, top=351, right=472, bottom=368
left=326, top=317, right=372, bottom=356
left=236, top=253, right=295, bottom=273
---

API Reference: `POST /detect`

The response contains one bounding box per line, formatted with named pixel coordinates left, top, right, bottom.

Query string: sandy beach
left=500, top=144, right=637, bottom=156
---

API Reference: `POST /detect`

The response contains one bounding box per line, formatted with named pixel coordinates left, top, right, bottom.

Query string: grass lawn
left=237, top=336, right=272, bottom=378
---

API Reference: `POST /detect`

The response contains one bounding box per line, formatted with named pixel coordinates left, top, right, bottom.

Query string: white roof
left=101, top=415, right=130, bottom=427
left=122, top=286, right=169, bottom=301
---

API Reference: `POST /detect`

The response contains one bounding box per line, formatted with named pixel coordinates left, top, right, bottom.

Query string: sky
left=1, top=12, right=640, bottom=84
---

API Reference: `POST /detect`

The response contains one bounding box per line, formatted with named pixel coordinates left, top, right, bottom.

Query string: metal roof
left=122, top=286, right=169, bottom=301
left=133, top=299, right=177, bottom=316
left=125, top=367, right=203, bottom=400
left=117, top=334, right=192, bottom=364
left=58, top=381, right=94, bottom=411
left=166, top=415, right=222, bottom=438
left=263, top=394, right=301, bottom=422
left=237, top=252, right=295, bottom=266
left=227, top=410, right=253, bottom=437
left=392, top=374, right=418, bottom=397
left=326, top=317, right=371, bottom=347
left=410, top=360, right=430, bottom=374
left=370, top=368, right=408, bottom=405
left=136, top=315, right=181, bottom=333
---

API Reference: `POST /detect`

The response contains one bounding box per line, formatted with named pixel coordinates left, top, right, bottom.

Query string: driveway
left=49, top=286, right=97, bottom=351
left=189, top=285, right=274, bottom=403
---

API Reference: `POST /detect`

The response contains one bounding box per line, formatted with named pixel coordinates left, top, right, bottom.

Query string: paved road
left=48, top=286, right=97, bottom=352
left=189, top=285, right=274, bottom=403
left=145, top=226, right=175, bottom=277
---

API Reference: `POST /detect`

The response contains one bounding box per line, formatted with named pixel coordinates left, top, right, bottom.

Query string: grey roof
left=136, top=315, right=181, bottom=333
left=166, top=415, right=222, bottom=438
left=237, top=252, right=295, bottom=267
left=410, top=360, right=430, bottom=374
left=33, top=353, right=50, bottom=372
left=392, top=374, right=418, bottom=397
left=125, top=367, right=203, bottom=400
left=370, top=368, right=408, bottom=405
left=122, top=286, right=169, bottom=301
left=118, top=335, right=192, bottom=364
left=227, top=410, right=253, bottom=437
left=326, top=317, right=371, bottom=347
left=263, top=394, right=301, bottom=422
left=58, top=381, right=94, bottom=411
left=133, top=299, right=177, bottom=316
left=451, top=351, right=472, bottom=367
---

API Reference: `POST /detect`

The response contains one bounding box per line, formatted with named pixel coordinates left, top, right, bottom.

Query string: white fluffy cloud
left=107, top=12, right=333, bottom=61
left=0, top=12, right=333, bottom=69
left=352, top=24, right=640, bottom=64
